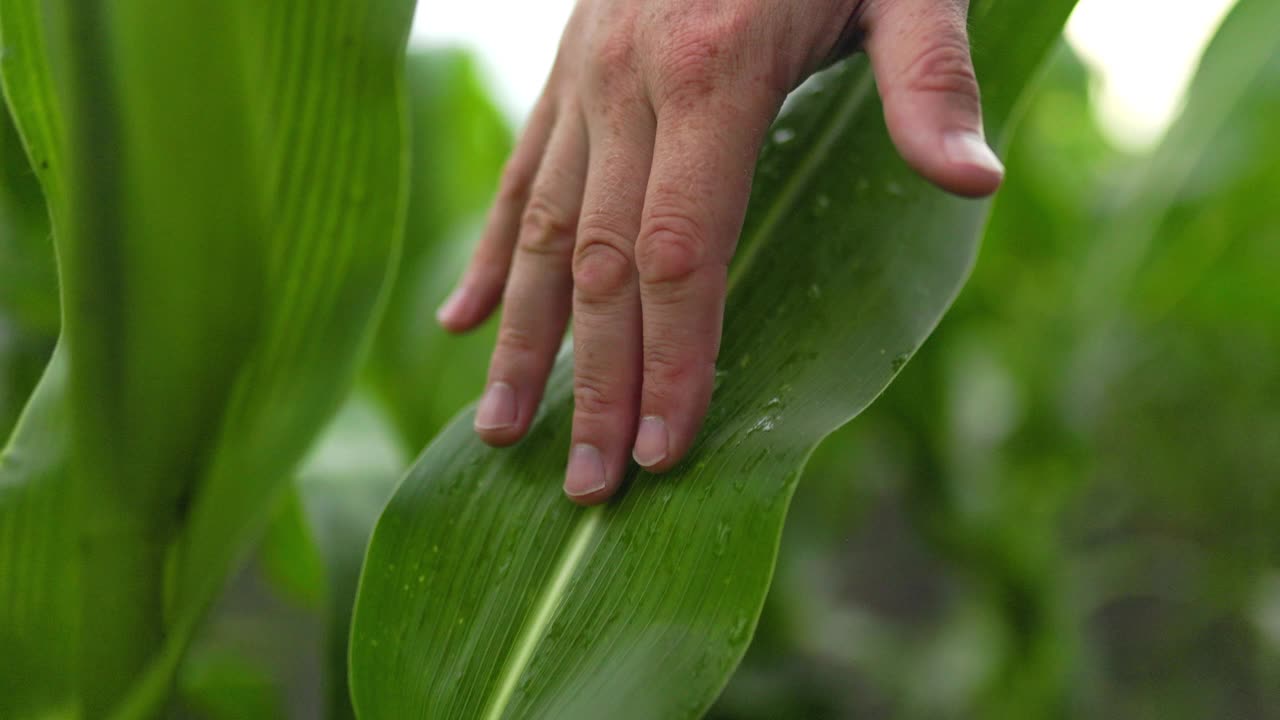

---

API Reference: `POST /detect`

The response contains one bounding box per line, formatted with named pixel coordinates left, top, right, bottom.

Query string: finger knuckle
left=573, top=375, right=616, bottom=418
left=572, top=228, right=634, bottom=300
left=635, top=212, right=710, bottom=285
left=594, top=30, right=638, bottom=76
left=654, top=23, right=739, bottom=103
left=494, top=324, right=539, bottom=362
left=898, top=36, right=979, bottom=105
left=582, top=35, right=648, bottom=117
left=643, top=345, right=709, bottom=398
left=517, top=197, right=577, bottom=257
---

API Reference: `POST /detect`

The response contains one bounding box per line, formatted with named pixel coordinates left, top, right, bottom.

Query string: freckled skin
left=435, top=0, right=1006, bottom=504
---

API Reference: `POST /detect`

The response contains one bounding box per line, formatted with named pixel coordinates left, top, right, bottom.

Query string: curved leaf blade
left=350, top=2, right=1078, bottom=717
left=0, top=0, right=416, bottom=714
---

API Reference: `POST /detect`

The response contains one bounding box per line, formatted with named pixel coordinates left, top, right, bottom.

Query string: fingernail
left=943, top=130, right=1004, bottom=176
left=564, top=444, right=607, bottom=497
left=632, top=416, right=668, bottom=468
left=435, top=287, right=466, bottom=326
left=474, top=382, right=517, bottom=430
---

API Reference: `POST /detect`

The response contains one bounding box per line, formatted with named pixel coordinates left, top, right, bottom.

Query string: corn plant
left=0, top=0, right=1090, bottom=717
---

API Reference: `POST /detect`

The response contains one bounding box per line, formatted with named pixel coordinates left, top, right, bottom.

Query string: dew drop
left=806, top=283, right=822, bottom=300
left=713, top=368, right=729, bottom=391
left=699, top=478, right=715, bottom=499
left=772, top=127, right=796, bottom=144
left=886, top=181, right=904, bottom=197
left=712, top=522, right=732, bottom=556
left=891, top=352, right=911, bottom=372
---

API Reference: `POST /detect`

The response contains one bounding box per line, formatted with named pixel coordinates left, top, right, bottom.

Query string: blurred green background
left=2, top=0, right=1277, bottom=716
left=710, top=11, right=1280, bottom=719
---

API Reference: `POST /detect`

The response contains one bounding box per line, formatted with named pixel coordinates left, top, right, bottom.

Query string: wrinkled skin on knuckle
left=898, top=35, right=978, bottom=103
left=572, top=373, right=617, bottom=419
left=572, top=232, right=634, bottom=301
left=635, top=213, right=709, bottom=286
left=517, top=197, right=577, bottom=257
left=492, top=323, right=539, bottom=367
left=646, top=3, right=758, bottom=104
left=643, top=345, right=712, bottom=402
left=593, top=27, right=640, bottom=78
left=581, top=13, right=645, bottom=107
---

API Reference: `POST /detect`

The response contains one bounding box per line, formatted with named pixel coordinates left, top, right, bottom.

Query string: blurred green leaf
left=186, top=49, right=512, bottom=720
left=0, top=0, right=415, bottom=715
left=179, top=646, right=287, bottom=720
left=349, top=1, right=1077, bottom=717
left=292, top=396, right=404, bottom=720
left=0, top=43, right=57, bottom=440
left=184, top=395, right=406, bottom=720
left=0, top=95, right=55, bottom=333
left=366, top=48, right=512, bottom=452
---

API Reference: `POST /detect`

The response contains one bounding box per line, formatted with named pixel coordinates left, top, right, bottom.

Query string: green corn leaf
left=349, top=2, right=1078, bottom=717
left=0, top=0, right=415, bottom=715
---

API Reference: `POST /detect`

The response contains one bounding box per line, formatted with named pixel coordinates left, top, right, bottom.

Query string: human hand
left=436, top=0, right=1004, bottom=504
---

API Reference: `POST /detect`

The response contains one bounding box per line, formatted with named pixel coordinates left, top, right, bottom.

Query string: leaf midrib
left=481, top=507, right=603, bottom=720
left=725, top=68, right=875, bottom=296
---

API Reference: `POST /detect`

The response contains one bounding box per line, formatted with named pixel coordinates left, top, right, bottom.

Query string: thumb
left=863, top=0, right=1003, bottom=197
